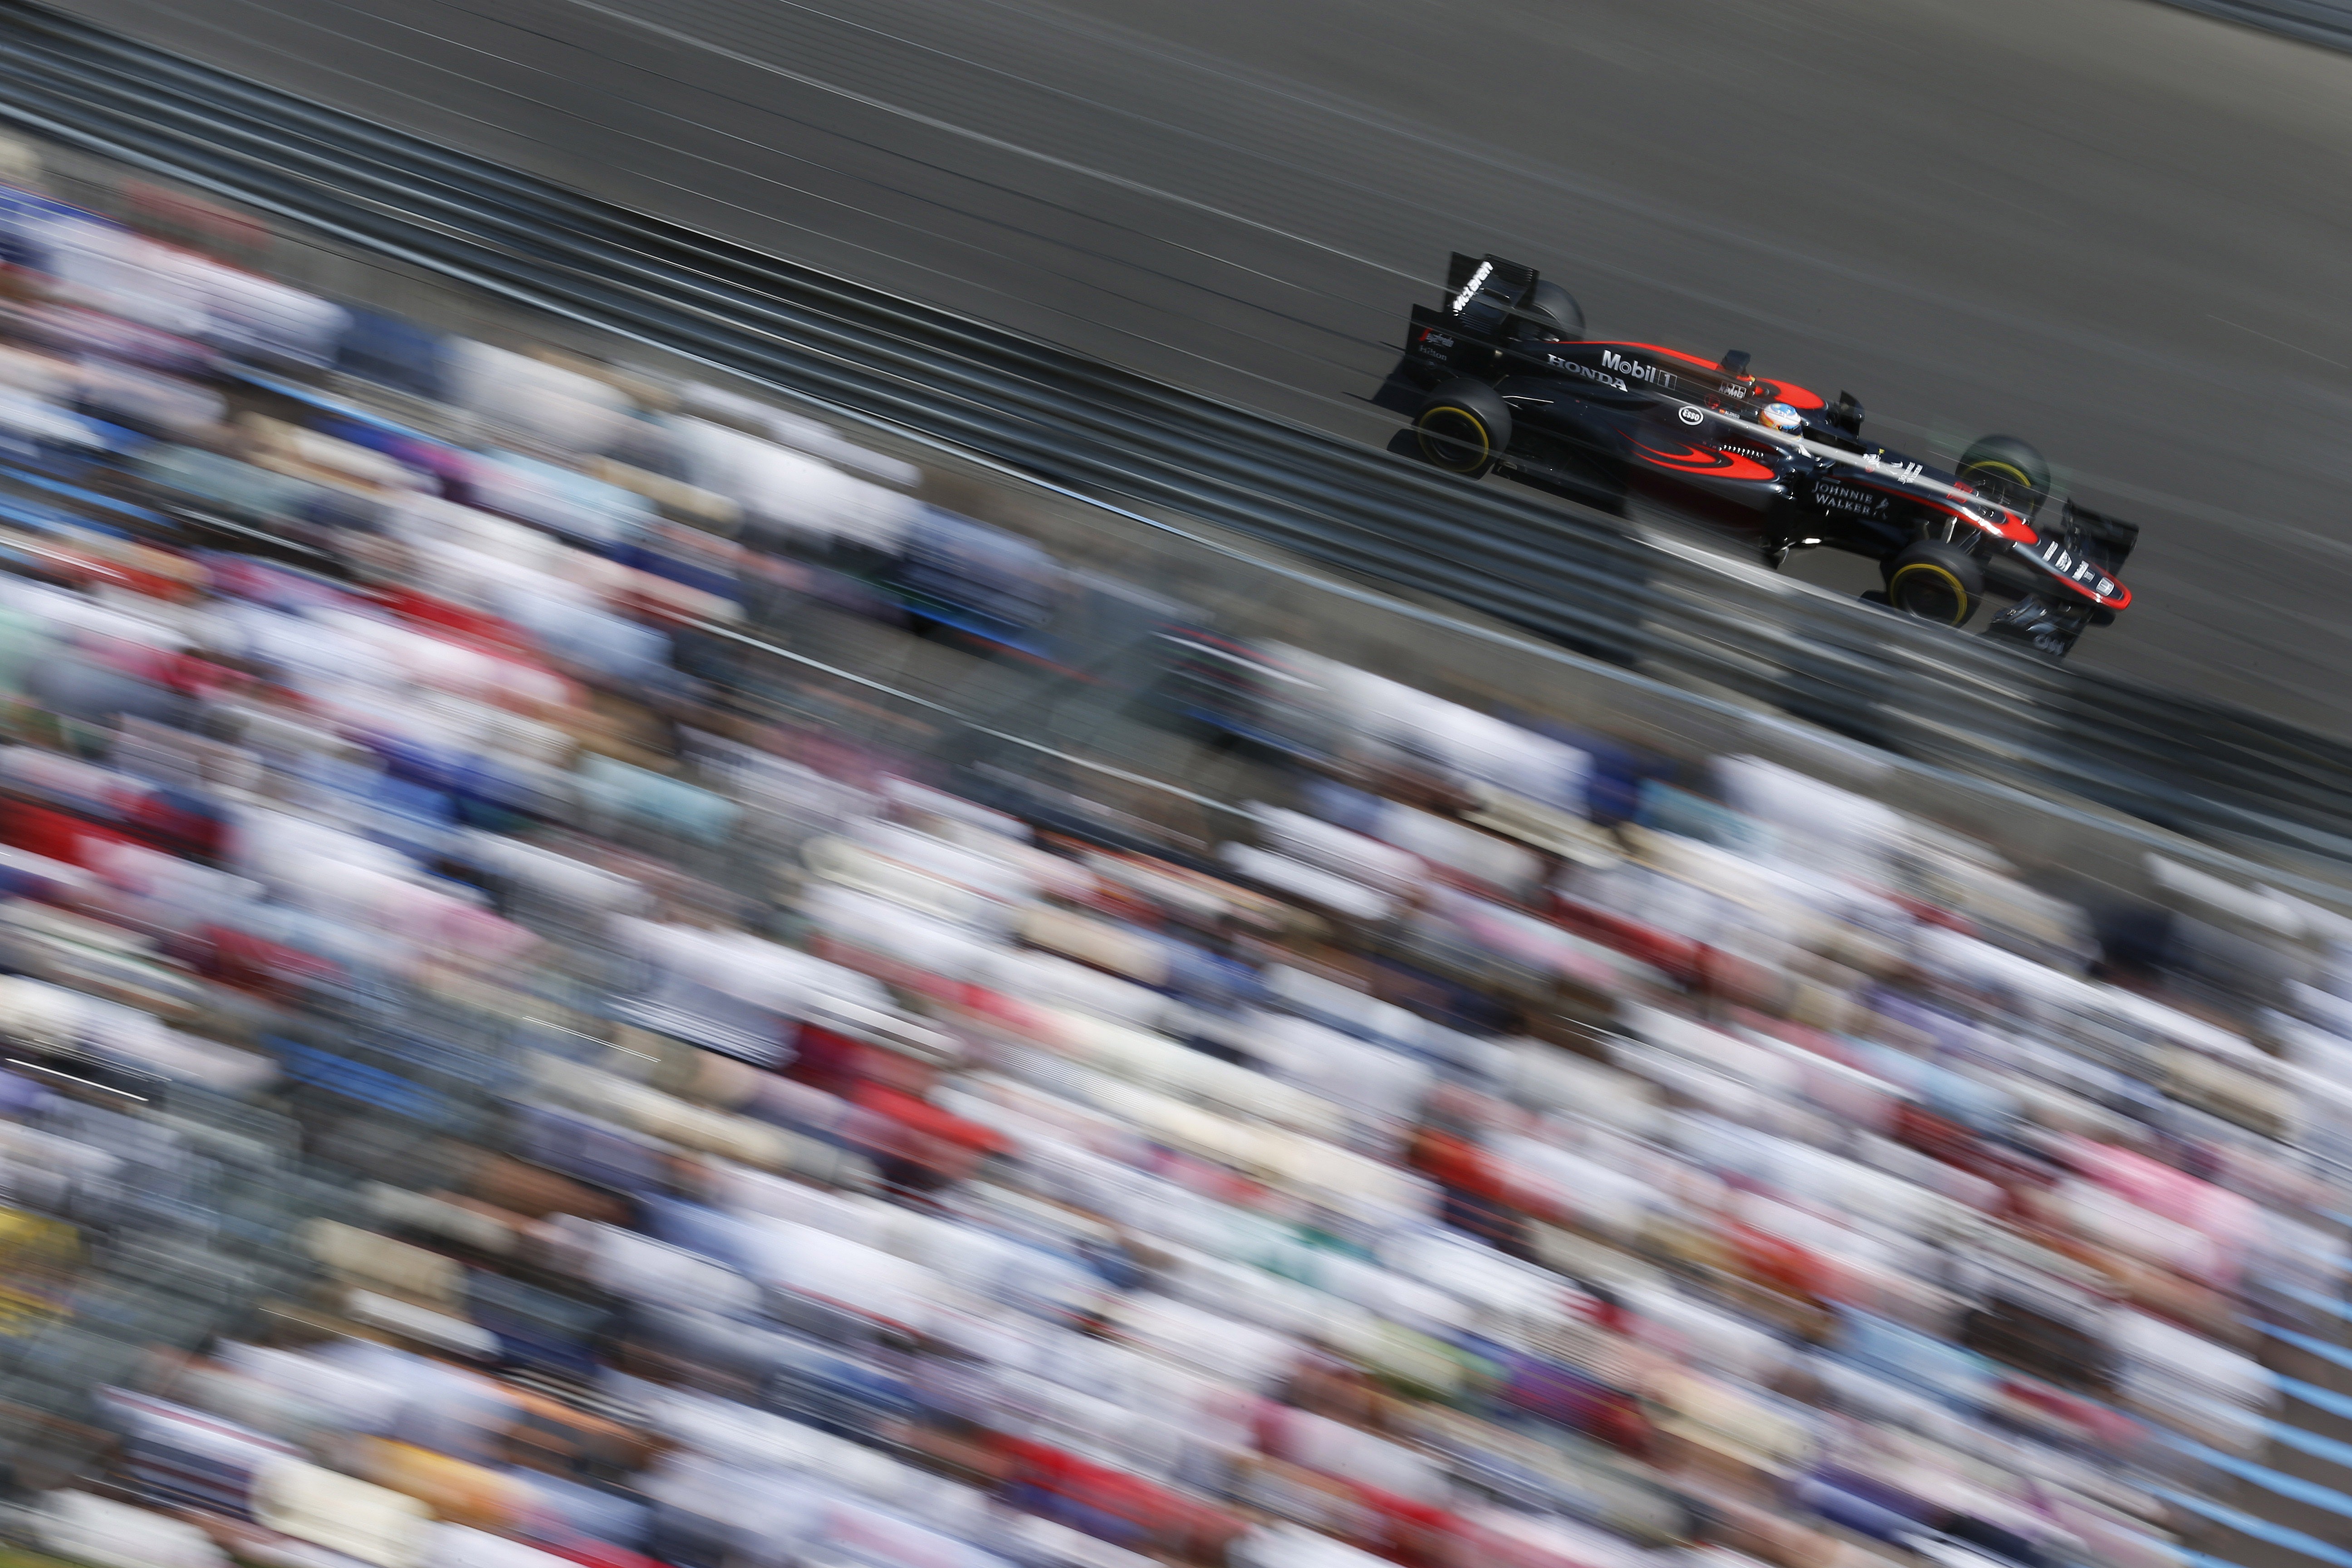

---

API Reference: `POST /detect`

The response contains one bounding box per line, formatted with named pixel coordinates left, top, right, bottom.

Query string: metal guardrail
left=4, top=0, right=2352, bottom=867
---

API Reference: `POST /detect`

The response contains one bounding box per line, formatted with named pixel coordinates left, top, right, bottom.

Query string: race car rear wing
left=1411, top=253, right=1543, bottom=347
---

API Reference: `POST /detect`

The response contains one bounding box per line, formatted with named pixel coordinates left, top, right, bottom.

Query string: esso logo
left=1676, top=406, right=1705, bottom=426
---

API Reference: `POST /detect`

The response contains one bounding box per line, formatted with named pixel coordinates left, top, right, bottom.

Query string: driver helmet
left=1758, top=402, right=1804, bottom=435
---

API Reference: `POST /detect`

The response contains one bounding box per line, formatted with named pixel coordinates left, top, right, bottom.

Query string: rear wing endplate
left=1443, top=252, right=1540, bottom=340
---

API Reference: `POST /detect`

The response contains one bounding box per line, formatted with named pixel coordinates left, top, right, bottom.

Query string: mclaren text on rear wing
left=1438, top=253, right=1540, bottom=341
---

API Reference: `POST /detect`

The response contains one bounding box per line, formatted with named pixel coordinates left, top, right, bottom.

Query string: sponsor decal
left=1676, top=405, right=1705, bottom=426
left=1633, top=441, right=1778, bottom=482
left=1420, top=329, right=1456, bottom=352
left=1548, top=354, right=1629, bottom=392
left=1813, top=479, right=1886, bottom=516
left=1453, top=261, right=1494, bottom=315
left=2035, top=538, right=2116, bottom=596
left=1861, top=451, right=1924, bottom=484
left=1599, top=348, right=1679, bottom=390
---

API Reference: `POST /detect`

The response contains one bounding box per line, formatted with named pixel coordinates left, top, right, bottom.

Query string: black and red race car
left=1385, top=253, right=2137, bottom=656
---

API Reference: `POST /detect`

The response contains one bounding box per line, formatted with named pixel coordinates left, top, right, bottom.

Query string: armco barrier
left=6, top=1, right=2352, bottom=888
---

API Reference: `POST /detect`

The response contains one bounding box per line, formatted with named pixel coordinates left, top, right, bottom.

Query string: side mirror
left=1828, top=391, right=1864, bottom=438
left=1717, top=350, right=1752, bottom=377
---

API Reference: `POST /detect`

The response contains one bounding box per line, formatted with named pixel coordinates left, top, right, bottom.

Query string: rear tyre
left=1955, top=435, right=2050, bottom=520
left=1414, top=378, right=1513, bottom=479
left=1884, top=539, right=1985, bottom=627
left=1513, top=281, right=1584, bottom=342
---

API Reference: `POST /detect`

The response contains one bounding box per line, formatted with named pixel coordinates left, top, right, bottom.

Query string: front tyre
left=1883, top=539, right=1985, bottom=627
left=1955, top=434, right=2050, bottom=521
left=1413, top=378, right=1514, bottom=479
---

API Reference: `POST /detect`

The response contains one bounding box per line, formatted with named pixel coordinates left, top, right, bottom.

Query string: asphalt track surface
left=38, top=0, right=2352, bottom=736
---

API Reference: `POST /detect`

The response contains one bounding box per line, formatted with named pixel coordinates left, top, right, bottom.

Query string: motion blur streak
left=2148, top=0, right=2352, bottom=50
left=38, top=0, right=2352, bottom=735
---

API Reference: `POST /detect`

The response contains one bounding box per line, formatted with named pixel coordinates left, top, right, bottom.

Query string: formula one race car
left=1388, top=254, right=2138, bottom=656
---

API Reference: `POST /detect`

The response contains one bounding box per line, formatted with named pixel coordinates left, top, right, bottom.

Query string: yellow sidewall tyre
left=1888, top=561, right=1975, bottom=627
left=1416, top=405, right=1495, bottom=475
left=1962, top=460, right=2034, bottom=491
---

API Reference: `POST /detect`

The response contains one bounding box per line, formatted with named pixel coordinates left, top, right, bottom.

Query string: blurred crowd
left=1, top=161, right=2351, bottom=1568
